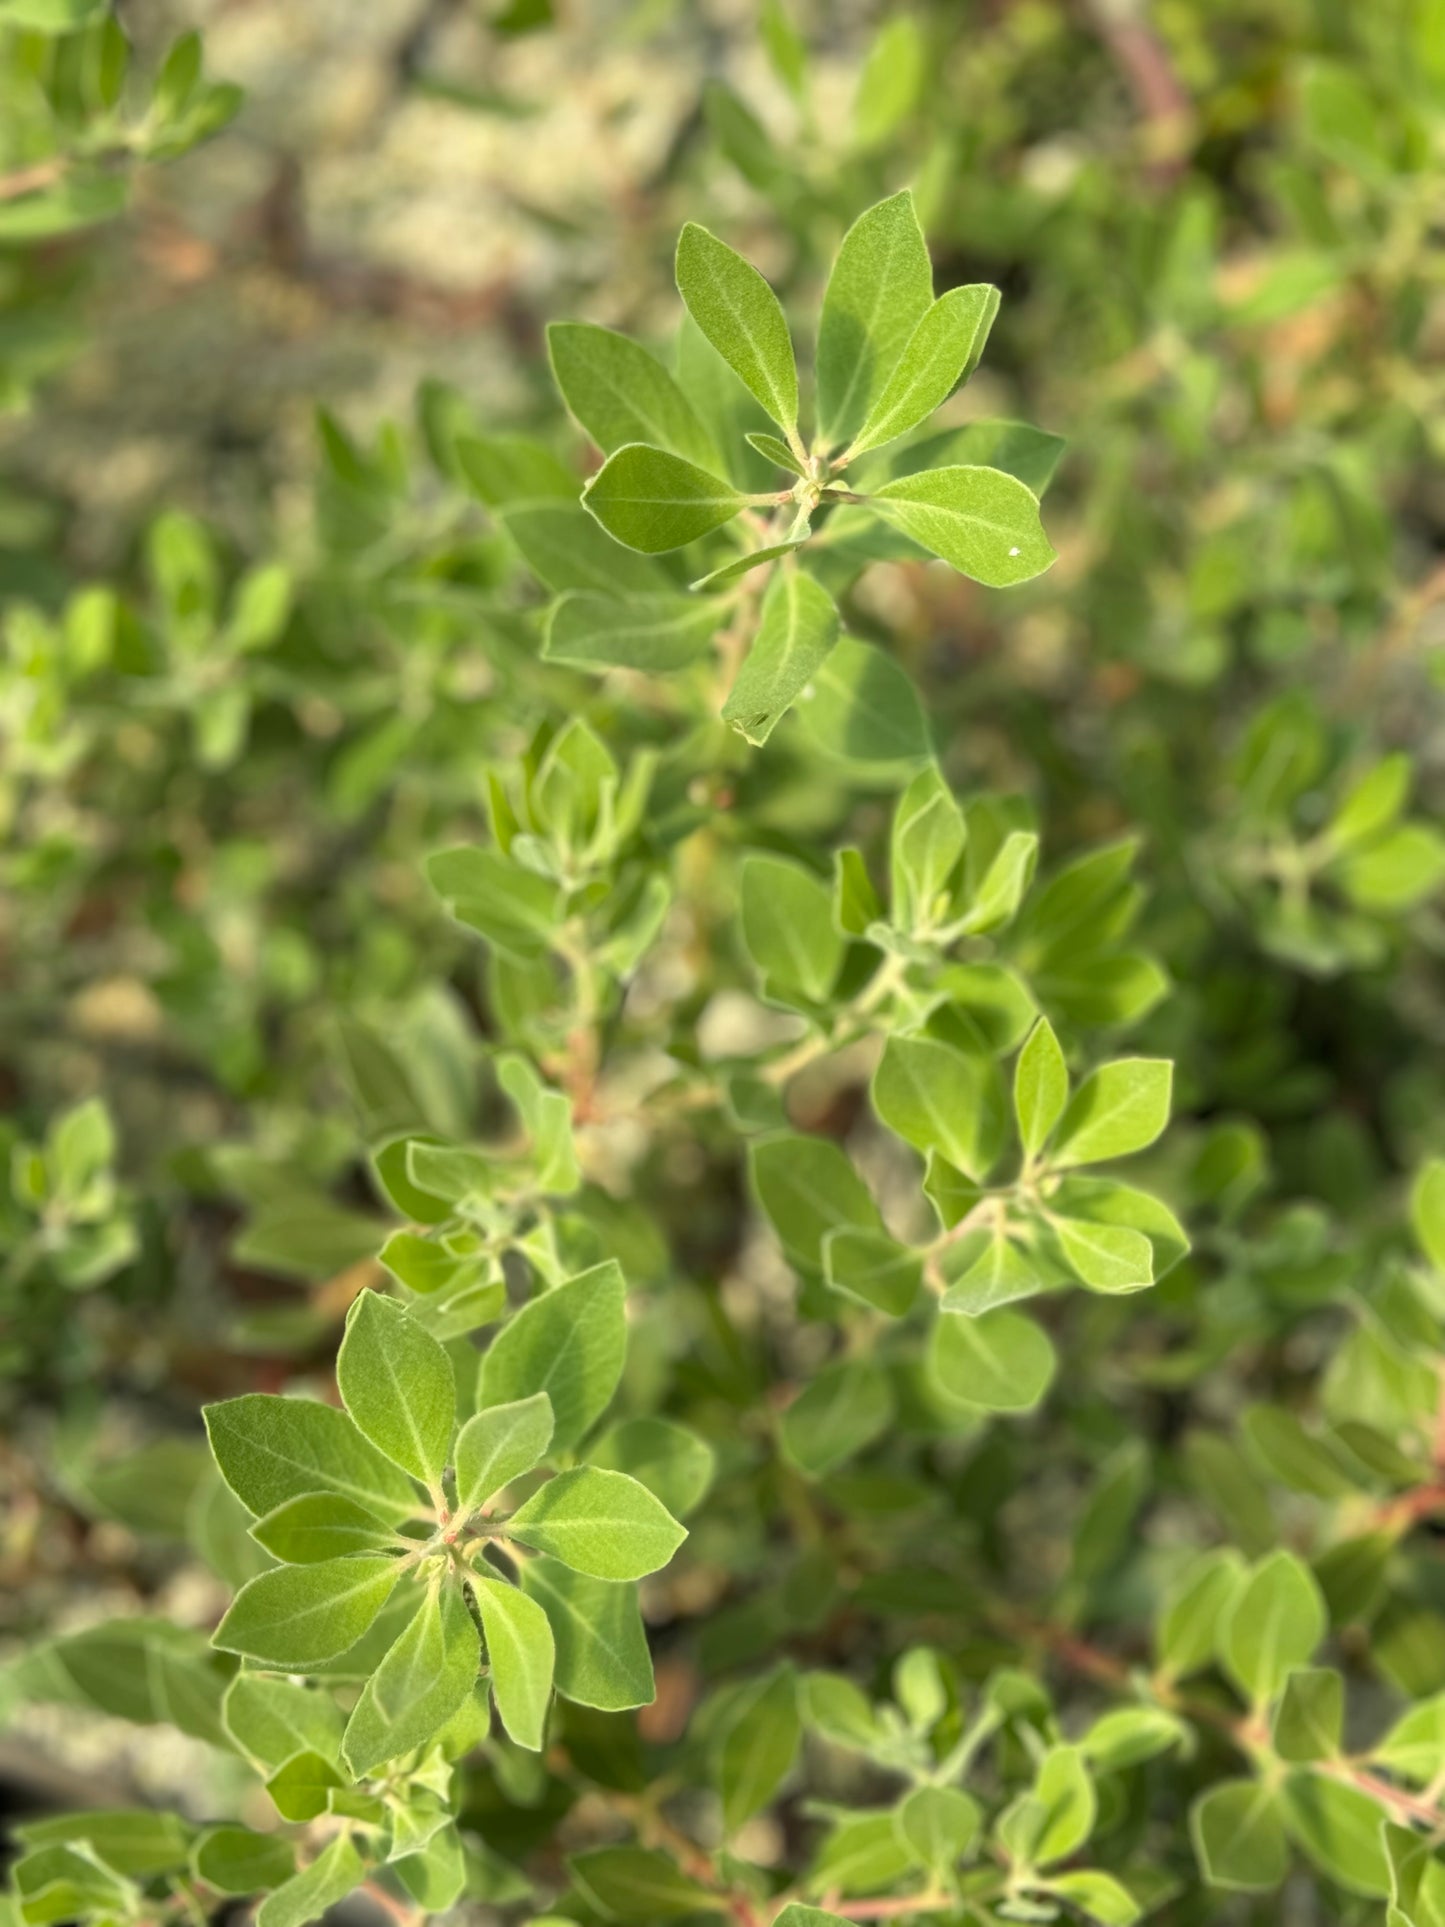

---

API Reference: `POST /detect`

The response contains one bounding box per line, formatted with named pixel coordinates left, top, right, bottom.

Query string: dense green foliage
left=5, top=2, right=1445, bottom=1925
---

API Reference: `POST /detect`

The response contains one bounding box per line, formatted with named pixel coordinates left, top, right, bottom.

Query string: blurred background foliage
left=6, top=0, right=1445, bottom=1908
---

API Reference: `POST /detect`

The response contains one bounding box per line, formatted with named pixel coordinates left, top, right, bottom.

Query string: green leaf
left=501, top=501, right=669, bottom=594
left=480, top=1260, right=627, bottom=1452
left=705, top=78, right=782, bottom=189
left=1326, top=753, right=1411, bottom=850
left=1070, top=1441, right=1150, bottom=1588
left=212, top=1555, right=403, bottom=1667
left=938, top=1231, right=1044, bottom=1316
left=845, top=286, right=999, bottom=459
left=455, top=1393, right=555, bottom=1515
left=1273, top=1667, right=1344, bottom=1762
left=256, top=1835, right=365, bottom=1927
left=1052, top=1059, right=1173, bottom=1169
left=0, top=171, right=127, bottom=241
left=498, top=1053, right=579, bottom=1195
left=1051, top=1176, right=1189, bottom=1282
left=761, top=0, right=808, bottom=97
left=455, top=432, right=576, bottom=506
left=822, top=1226, right=922, bottom=1317
left=473, top=1572, right=556, bottom=1750
left=222, top=1674, right=345, bottom=1769
left=11, top=1846, right=134, bottom=1927
left=548, top=323, right=717, bottom=466
left=1243, top=1406, right=1356, bottom=1499
left=801, top=1673, right=881, bottom=1752
left=835, top=846, right=882, bottom=934
left=1412, top=1158, right=1445, bottom=1271
left=890, top=763, right=967, bottom=929
left=1280, top=1772, right=1391, bottom=1897
left=13, top=1811, right=190, bottom=1880
left=393, top=1824, right=466, bottom=1911
left=780, top=1361, right=894, bottom=1477
left=1337, top=824, right=1445, bottom=911
left=337, top=1292, right=455, bottom=1488
left=589, top=1417, right=716, bottom=1520
left=721, top=568, right=840, bottom=746
left=809, top=1810, right=916, bottom=1895
left=750, top=1132, right=882, bottom=1269
left=880, top=419, right=1066, bottom=495
left=192, top=1827, right=295, bottom=1896
left=428, top=845, right=561, bottom=958
left=543, top=591, right=722, bottom=671
left=231, top=1198, right=381, bottom=1286
left=0, top=0, right=107, bottom=26
left=572, top=1847, right=726, bottom=1920
left=797, top=635, right=930, bottom=768
left=519, top=1555, right=654, bottom=1710
left=203, top=1395, right=420, bottom=1525
left=929, top=1307, right=1056, bottom=1413
left=379, top=1231, right=481, bottom=1298
left=23, top=1619, right=227, bottom=1743
left=718, top=1666, right=800, bottom=1833
left=1222, top=1551, right=1327, bottom=1706
left=1015, top=1017, right=1068, bottom=1158
left=958, top=828, right=1037, bottom=935
left=816, top=191, right=934, bottom=448
left=264, top=1751, right=343, bottom=1823
left=895, top=1786, right=981, bottom=1871
left=1052, top=1217, right=1155, bottom=1294
left=740, top=853, right=844, bottom=1001
left=1045, top=1872, right=1140, bottom=1926
left=1081, top=1706, right=1186, bottom=1772
left=1032, top=1746, right=1097, bottom=1865
left=870, top=465, right=1054, bottom=586
left=873, top=1033, right=1007, bottom=1182
left=1375, top=1696, right=1445, bottom=1784
left=746, top=430, right=810, bottom=477
left=582, top=443, right=748, bottom=553
left=504, top=1467, right=686, bottom=1579
left=852, top=14, right=925, bottom=148
left=250, top=1493, right=396, bottom=1564
left=342, top=1581, right=480, bottom=1777
left=691, top=538, right=808, bottom=589
left=1157, top=1549, right=1249, bottom=1679
left=675, top=223, right=799, bottom=436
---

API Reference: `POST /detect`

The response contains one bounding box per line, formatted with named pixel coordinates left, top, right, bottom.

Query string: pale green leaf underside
left=871, top=466, right=1055, bottom=588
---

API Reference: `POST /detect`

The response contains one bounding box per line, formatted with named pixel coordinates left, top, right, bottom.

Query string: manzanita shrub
left=7, top=5, right=1445, bottom=1927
